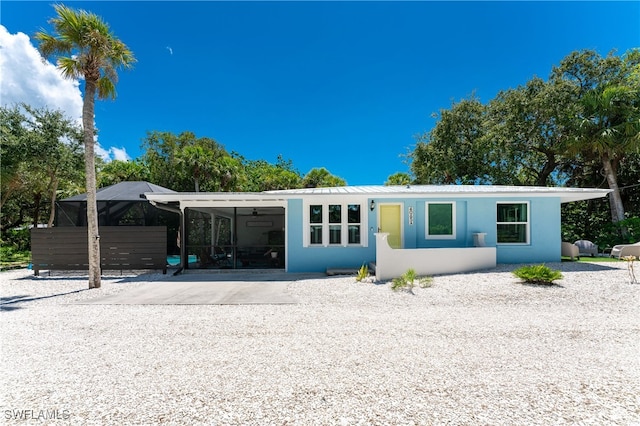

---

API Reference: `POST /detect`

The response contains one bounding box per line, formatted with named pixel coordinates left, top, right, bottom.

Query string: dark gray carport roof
left=61, top=181, right=175, bottom=202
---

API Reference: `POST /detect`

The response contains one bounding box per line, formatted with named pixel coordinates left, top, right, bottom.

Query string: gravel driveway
left=1, top=262, right=639, bottom=425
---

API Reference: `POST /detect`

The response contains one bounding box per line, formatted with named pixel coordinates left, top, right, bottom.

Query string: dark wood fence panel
left=31, top=227, right=167, bottom=275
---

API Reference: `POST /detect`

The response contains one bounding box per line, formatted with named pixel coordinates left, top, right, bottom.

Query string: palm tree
left=36, top=5, right=135, bottom=288
left=578, top=85, right=640, bottom=224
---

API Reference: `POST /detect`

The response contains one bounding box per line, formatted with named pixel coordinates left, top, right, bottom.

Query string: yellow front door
left=379, top=204, right=402, bottom=249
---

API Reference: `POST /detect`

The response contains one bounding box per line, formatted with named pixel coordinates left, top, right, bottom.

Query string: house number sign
left=408, top=206, right=414, bottom=225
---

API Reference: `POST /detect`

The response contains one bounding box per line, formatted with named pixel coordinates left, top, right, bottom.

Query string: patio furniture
left=574, top=240, right=598, bottom=257
left=610, top=242, right=640, bottom=259
left=561, top=242, right=580, bottom=261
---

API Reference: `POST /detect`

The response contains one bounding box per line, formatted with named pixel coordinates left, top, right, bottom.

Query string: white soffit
left=145, top=185, right=611, bottom=205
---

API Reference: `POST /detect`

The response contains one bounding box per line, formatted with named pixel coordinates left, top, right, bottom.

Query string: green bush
left=391, top=268, right=433, bottom=294
left=513, top=264, right=563, bottom=285
left=355, top=263, right=369, bottom=282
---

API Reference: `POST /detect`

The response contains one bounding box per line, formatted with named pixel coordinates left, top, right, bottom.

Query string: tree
left=576, top=85, right=640, bottom=223
left=98, top=159, right=149, bottom=187
left=36, top=4, right=135, bottom=288
left=240, top=155, right=301, bottom=191
left=0, top=104, right=84, bottom=232
left=486, top=78, right=577, bottom=186
left=411, top=96, right=494, bottom=184
left=552, top=48, right=640, bottom=223
left=142, top=131, right=241, bottom=192
left=301, top=167, right=347, bottom=188
left=385, top=172, right=412, bottom=186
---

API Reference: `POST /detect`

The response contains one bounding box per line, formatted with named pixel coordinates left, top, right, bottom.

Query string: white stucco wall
left=374, top=233, right=496, bottom=281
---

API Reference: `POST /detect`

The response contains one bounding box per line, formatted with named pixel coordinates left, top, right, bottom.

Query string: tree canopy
left=408, top=48, right=640, bottom=242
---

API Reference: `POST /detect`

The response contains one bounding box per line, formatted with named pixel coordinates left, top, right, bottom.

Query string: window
left=310, top=205, right=323, bottom=245
left=497, top=202, right=529, bottom=244
left=306, top=202, right=364, bottom=247
left=348, top=204, right=361, bottom=244
left=426, top=202, right=456, bottom=239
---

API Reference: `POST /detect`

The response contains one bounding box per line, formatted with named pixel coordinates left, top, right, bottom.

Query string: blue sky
left=2, top=1, right=639, bottom=185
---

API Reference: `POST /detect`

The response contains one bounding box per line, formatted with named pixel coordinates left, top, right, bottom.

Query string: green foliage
left=301, top=167, right=347, bottom=188
left=98, top=160, right=149, bottom=187
left=513, top=264, right=563, bottom=285
left=355, top=263, right=369, bottom=282
left=1, top=104, right=84, bottom=235
left=391, top=268, right=433, bottom=294
left=385, top=172, right=412, bottom=186
left=0, top=245, right=31, bottom=271
left=241, top=155, right=302, bottom=191
left=0, top=228, right=31, bottom=270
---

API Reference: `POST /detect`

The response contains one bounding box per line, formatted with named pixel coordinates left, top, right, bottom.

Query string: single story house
left=144, top=185, right=610, bottom=280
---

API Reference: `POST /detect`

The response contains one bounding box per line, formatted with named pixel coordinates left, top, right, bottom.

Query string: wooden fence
left=31, top=226, right=167, bottom=275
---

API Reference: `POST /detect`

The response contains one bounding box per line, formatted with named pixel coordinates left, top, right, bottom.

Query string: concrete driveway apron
left=80, top=272, right=323, bottom=305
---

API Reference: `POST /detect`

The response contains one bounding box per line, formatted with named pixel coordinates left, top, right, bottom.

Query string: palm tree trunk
left=602, top=153, right=626, bottom=224
left=83, top=80, right=101, bottom=289
left=47, top=176, right=59, bottom=228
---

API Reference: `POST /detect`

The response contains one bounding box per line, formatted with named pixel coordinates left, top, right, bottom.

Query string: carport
left=145, top=192, right=288, bottom=273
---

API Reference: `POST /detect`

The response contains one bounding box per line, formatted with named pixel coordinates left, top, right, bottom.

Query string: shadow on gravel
left=492, top=262, right=622, bottom=273
left=0, top=289, right=89, bottom=311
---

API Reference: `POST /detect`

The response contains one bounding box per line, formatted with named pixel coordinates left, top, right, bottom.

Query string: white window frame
left=303, top=200, right=367, bottom=248
left=425, top=202, right=456, bottom=240
left=496, top=201, right=530, bottom=245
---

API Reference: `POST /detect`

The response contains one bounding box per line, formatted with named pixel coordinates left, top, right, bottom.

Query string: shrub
left=513, top=264, right=563, bottom=285
left=355, top=263, right=369, bottom=282
left=391, top=268, right=433, bottom=294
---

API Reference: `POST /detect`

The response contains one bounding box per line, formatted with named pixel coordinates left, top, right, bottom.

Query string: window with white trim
left=307, top=203, right=363, bottom=246
left=425, top=202, right=456, bottom=239
left=496, top=202, right=529, bottom=244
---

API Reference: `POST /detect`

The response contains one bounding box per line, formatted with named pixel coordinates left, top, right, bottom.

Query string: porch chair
left=610, top=241, right=640, bottom=259
left=561, top=242, right=580, bottom=261
left=574, top=240, right=598, bottom=257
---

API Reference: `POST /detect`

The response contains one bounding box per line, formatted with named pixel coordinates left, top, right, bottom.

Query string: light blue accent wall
left=466, top=197, right=561, bottom=263
left=286, top=196, right=562, bottom=272
left=286, top=199, right=376, bottom=273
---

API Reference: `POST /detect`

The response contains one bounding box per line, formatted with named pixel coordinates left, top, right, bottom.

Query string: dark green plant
left=513, top=264, right=563, bottom=285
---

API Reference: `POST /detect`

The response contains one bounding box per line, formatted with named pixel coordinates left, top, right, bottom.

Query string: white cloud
left=0, top=25, right=82, bottom=120
left=94, top=145, right=131, bottom=162
left=111, top=147, right=131, bottom=161
left=0, top=25, right=128, bottom=163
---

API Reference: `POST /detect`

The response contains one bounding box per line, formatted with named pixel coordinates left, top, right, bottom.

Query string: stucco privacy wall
left=375, top=233, right=497, bottom=281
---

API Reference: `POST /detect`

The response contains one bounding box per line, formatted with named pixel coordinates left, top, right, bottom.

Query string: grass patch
left=0, top=247, right=30, bottom=271
left=578, top=256, right=621, bottom=263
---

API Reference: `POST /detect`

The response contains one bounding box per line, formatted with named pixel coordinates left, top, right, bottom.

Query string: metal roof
left=145, top=185, right=611, bottom=204
left=62, top=181, right=175, bottom=202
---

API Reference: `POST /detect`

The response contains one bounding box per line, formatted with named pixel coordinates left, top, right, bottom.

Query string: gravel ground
left=1, top=262, right=639, bottom=425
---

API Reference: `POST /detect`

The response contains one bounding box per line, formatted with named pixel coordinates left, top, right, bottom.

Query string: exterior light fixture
left=370, top=200, right=375, bottom=211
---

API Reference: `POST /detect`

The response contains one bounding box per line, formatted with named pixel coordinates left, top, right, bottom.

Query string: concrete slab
left=79, top=272, right=324, bottom=305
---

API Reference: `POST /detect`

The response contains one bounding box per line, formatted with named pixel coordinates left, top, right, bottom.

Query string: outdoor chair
left=574, top=240, right=598, bottom=257
left=561, top=242, right=580, bottom=261
left=213, top=246, right=232, bottom=267
left=610, top=241, right=640, bottom=259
